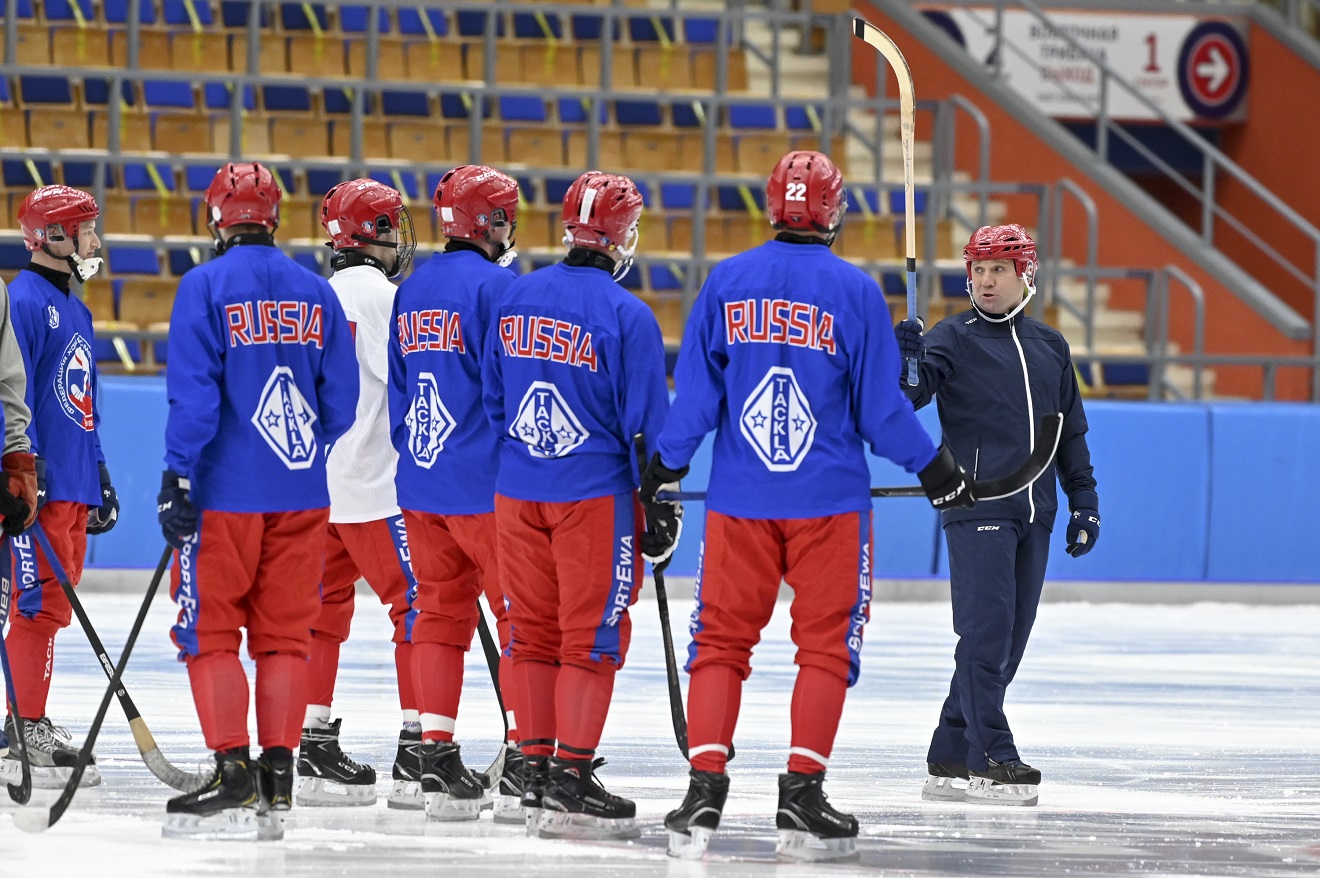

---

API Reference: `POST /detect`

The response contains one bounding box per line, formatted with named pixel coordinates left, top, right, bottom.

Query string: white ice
left=2, top=583, right=1319, bottom=877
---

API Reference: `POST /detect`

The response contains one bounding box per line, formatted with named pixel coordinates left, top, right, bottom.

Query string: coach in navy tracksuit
left=898, top=224, right=1099, bottom=806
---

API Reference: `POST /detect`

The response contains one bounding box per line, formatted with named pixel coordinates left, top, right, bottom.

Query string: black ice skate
left=162, top=748, right=261, bottom=841
left=491, top=746, right=527, bottom=825
left=538, top=757, right=640, bottom=841
left=295, top=718, right=377, bottom=807
left=967, top=757, right=1040, bottom=806
left=387, top=728, right=423, bottom=810
left=775, top=771, right=859, bottom=862
left=420, top=741, right=486, bottom=822
left=519, top=753, right=549, bottom=836
left=0, top=716, right=100, bottom=790
left=922, top=762, right=970, bottom=803
left=665, top=769, right=730, bottom=859
left=253, top=748, right=293, bottom=840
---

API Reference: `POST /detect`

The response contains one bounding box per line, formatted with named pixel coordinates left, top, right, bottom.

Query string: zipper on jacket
left=1009, top=320, right=1036, bottom=523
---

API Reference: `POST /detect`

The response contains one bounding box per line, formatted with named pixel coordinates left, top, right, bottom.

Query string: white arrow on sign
left=1195, top=46, right=1229, bottom=92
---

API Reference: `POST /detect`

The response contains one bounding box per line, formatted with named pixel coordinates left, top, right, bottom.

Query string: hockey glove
left=1065, top=508, right=1100, bottom=557
left=918, top=445, right=975, bottom=510
left=86, top=463, right=119, bottom=535
left=640, top=453, right=689, bottom=568
left=895, top=318, right=926, bottom=364
left=158, top=469, right=197, bottom=549
left=34, top=454, right=47, bottom=512
left=1, top=450, right=39, bottom=528
left=0, top=485, right=29, bottom=537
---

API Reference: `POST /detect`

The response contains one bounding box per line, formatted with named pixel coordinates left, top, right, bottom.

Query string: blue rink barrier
left=86, top=381, right=1317, bottom=583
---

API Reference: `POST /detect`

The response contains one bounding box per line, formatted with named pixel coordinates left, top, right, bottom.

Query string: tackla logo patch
left=54, top=333, right=96, bottom=431
left=740, top=366, right=816, bottom=472
left=512, top=381, right=589, bottom=459
left=405, top=372, right=456, bottom=469
left=252, top=366, right=318, bottom=469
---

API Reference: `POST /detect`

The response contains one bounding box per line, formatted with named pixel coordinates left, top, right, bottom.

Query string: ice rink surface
left=1, top=584, right=1318, bottom=877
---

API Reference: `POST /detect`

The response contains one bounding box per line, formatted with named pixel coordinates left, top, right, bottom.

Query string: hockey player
left=295, top=178, right=419, bottom=810
left=483, top=170, right=670, bottom=841
left=157, top=162, right=359, bottom=840
left=2, top=185, right=118, bottom=789
left=0, top=273, right=39, bottom=534
left=388, top=164, right=526, bottom=823
left=897, top=224, right=1098, bottom=807
left=647, top=151, right=974, bottom=861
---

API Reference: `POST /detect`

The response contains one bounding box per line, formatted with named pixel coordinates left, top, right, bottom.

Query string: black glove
left=918, top=445, right=975, bottom=510
left=895, top=318, right=926, bottom=364
left=86, top=463, right=119, bottom=535
left=0, top=484, right=29, bottom=538
left=158, top=469, right=197, bottom=550
left=639, top=453, right=688, bottom=568
left=34, top=454, right=47, bottom=512
left=1065, top=508, right=1100, bottom=557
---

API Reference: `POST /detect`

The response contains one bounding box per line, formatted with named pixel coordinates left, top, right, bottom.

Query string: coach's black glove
left=158, top=469, right=197, bottom=550
left=1066, top=508, right=1100, bottom=557
left=895, top=318, right=925, bottom=364
left=639, top=453, right=688, bottom=568
left=918, top=445, right=975, bottom=510
left=87, top=463, right=119, bottom=535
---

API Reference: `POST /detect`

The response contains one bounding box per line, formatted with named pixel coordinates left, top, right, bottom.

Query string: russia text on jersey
left=397, top=308, right=466, bottom=355
left=225, top=301, right=325, bottom=348
left=498, top=315, right=598, bottom=372
left=724, top=298, right=837, bottom=354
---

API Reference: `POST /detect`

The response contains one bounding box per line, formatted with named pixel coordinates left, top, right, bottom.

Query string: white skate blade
left=162, top=808, right=259, bottom=841
left=775, top=829, right=859, bottom=862
left=966, top=777, right=1038, bottom=806
left=667, top=826, right=715, bottom=859
left=387, top=779, right=423, bottom=810
left=424, top=792, right=483, bottom=822
left=921, top=774, right=969, bottom=802
left=492, top=793, right=526, bottom=825
left=295, top=776, right=378, bottom=807
left=537, top=809, right=641, bottom=841
left=1, top=759, right=101, bottom=789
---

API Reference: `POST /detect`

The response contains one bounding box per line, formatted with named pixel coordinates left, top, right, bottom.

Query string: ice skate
left=538, top=757, right=641, bottom=841
left=922, top=762, right=970, bottom=802
left=774, top=771, right=859, bottom=862
left=162, top=749, right=261, bottom=841
left=665, top=769, right=729, bottom=859
left=0, top=715, right=101, bottom=790
left=967, top=757, right=1040, bottom=806
left=295, top=718, right=377, bottom=807
left=387, top=728, right=423, bottom=810
left=520, top=753, right=548, bottom=836
left=491, top=746, right=527, bottom=824
left=421, top=741, right=485, bottom=822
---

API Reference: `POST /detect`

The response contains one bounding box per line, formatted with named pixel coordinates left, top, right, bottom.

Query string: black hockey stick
left=633, top=434, right=690, bottom=759
left=28, top=525, right=206, bottom=793
left=658, top=413, right=1064, bottom=505
left=473, top=600, right=510, bottom=785
left=0, top=536, right=32, bottom=804
left=12, top=543, right=175, bottom=832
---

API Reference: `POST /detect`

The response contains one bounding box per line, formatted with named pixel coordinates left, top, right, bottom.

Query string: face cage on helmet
left=351, top=206, right=416, bottom=277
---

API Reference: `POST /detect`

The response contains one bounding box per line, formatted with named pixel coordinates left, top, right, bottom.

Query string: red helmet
left=204, top=161, right=282, bottom=230
left=321, top=178, right=416, bottom=276
left=433, top=164, right=518, bottom=240
left=17, top=185, right=100, bottom=252
left=561, top=171, right=643, bottom=255
left=963, top=224, right=1037, bottom=287
left=766, top=150, right=846, bottom=236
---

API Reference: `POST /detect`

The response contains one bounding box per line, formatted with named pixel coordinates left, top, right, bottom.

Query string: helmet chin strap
left=968, top=277, right=1035, bottom=323
left=43, top=244, right=102, bottom=282
left=611, top=226, right=640, bottom=281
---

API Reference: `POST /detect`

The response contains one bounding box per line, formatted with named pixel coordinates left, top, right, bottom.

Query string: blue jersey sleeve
left=481, top=302, right=507, bottom=444
left=618, top=302, right=671, bottom=476
left=655, top=281, right=726, bottom=471
left=852, top=285, right=938, bottom=474
left=9, top=292, right=46, bottom=456
left=164, top=273, right=224, bottom=478
left=315, top=284, right=360, bottom=447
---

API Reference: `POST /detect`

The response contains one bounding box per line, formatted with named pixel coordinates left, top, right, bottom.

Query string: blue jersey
left=482, top=261, right=669, bottom=502
left=657, top=239, right=938, bottom=519
left=164, top=244, right=360, bottom=512
left=388, top=249, right=516, bottom=515
left=8, top=269, right=105, bottom=505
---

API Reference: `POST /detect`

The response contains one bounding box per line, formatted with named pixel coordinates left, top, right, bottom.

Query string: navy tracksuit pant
left=927, top=518, right=1051, bottom=771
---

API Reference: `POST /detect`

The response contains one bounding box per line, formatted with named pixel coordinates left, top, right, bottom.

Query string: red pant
left=315, top=517, right=414, bottom=644
left=403, top=509, right=510, bottom=650
left=171, top=508, right=330, bottom=659
left=495, top=492, right=642, bottom=668
left=10, top=501, right=87, bottom=633
left=688, top=510, right=874, bottom=685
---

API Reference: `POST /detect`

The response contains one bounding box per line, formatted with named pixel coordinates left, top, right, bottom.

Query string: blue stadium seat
left=879, top=271, right=905, bottom=297
left=649, top=264, right=683, bottom=290
left=292, top=250, right=324, bottom=274
left=424, top=171, right=445, bottom=201
left=0, top=78, right=9, bottom=106
left=545, top=176, right=576, bottom=204
left=570, top=13, right=618, bottom=42
left=784, top=104, right=823, bottom=131
left=633, top=179, right=652, bottom=207
left=162, top=0, right=213, bottom=26
left=3, top=159, right=52, bottom=186
left=616, top=100, right=662, bottom=126
left=280, top=2, right=327, bottom=31
left=263, top=84, right=313, bottom=113
left=306, top=168, right=347, bottom=196
left=514, top=175, right=538, bottom=203
left=43, top=0, right=94, bottom=21
left=683, top=17, right=720, bottom=44
left=10, top=0, right=34, bottom=19
left=439, top=92, right=489, bottom=120
left=660, top=182, right=702, bottom=210
left=716, top=185, right=764, bottom=212
left=889, top=190, right=928, bottom=215
left=396, top=7, right=447, bottom=36
left=849, top=187, right=882, bottom=214
left=456, top=9, right=504, bottom=37
left=61, top=160, right=114, bottom=188
left=204, top=83, right=255, bottom=111
left=0, top=244, right=30, bottom=271
left=1102, top=363, right=1150, bottom=387
left=102, top=0, right=155, bottom=24
left=728, top=103, right=777, bottom=129
left=322, top=88, right=375, bottom=115
left=368, top=169, right=419, bottom=200
left=167, top=247, right=202, bottom=275
left=19, top=75, right=75, bottom=105
left=220, top=1, right=267, bottom=28
left=557, top=97, right=606, bottom=125
left=499, top=96, right=546, bottom=123
left=382, top=90, right=432, bottom=118
left=672, top=102, right=702, bottom=128
left=123, top=163, right=176, bottom=192
left=513, top=11, right=560, bottom=39
left=618, top=264, right=643, bottom=290
left=143, top=80, right=196, bottom=109
left=108, top=244, right=162, bottom=274
left=940, top=272, right=966, bottom=298
left=338, top=5, right=389, bottom=34
left=628, top=15, right=675, bottom=42
left=184, top=163, right=219, bottom=191
left=84, top=79, right=138, bottom=107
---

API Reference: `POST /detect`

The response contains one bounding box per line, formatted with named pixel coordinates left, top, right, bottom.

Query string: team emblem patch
left=47, top=305, right=59, bottom=329
left=53, top=333, right=95, bottom=431
left=404, top=372, right=456, bottom=469
left=740, top=366, right=817, bottom=472
left=251, top=366, right=318, bottom=469
left=511, top=381, right=589, bottom=459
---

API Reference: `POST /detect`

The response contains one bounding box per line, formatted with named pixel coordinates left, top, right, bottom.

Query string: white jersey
left=326, top=264, right=401, bottom=523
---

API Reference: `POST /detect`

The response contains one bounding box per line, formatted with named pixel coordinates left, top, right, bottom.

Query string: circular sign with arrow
left=1177, top=21, right=1249, bottom=120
